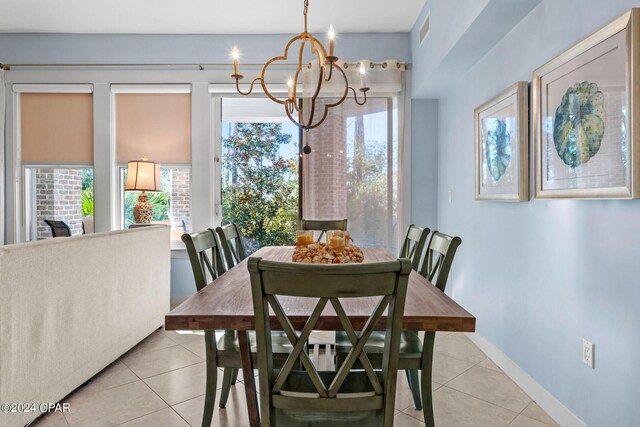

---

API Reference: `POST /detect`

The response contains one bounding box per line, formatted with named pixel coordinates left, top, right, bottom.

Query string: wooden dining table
left=165, top=246, right=476, bottom=427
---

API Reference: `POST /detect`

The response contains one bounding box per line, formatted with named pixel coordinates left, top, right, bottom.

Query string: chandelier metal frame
left=230, top=0, right=369, bottom=135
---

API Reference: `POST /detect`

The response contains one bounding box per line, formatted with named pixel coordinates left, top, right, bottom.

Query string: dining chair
left=336, top=224, right=429, bottom=404
left=398, top=224, right=430, bottom=271
left=336, top=231, right=462, bottom=427
left=299, top=218, right=348, bottom=242
left=44, top=219, right=72, bottom=237
left=211, top=224, right=295, bottom=409
left=248, top=257, right=411, bottom=426
left=214, top=223, right=247, bottom=268
left=181, top=230, right=235, bottom=426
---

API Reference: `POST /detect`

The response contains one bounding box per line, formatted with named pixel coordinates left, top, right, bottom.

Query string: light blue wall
left=0, top=32, right=410, bottom=65
left=170, top=254, right=196, bottom=305
left=411, top=0, right=640, bottom=426
left=410, top=99, right=438, bottom=229
left=410, top=0, right=541, bottom=98
left=410, top=0, right=489, bottom=97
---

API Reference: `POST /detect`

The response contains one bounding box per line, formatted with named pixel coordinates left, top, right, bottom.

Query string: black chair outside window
left=44, top=220, right=72, bottom=237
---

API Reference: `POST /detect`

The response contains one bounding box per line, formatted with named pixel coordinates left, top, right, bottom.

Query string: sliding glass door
left=220, top=98, right=301, bottom=254
left=302, top=97, right=398, bottom=253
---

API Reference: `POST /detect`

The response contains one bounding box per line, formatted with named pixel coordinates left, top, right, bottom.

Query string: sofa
left=0, top=226, right=170, bottom=426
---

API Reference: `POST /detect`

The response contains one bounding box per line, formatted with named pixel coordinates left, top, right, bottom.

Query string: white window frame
left=8, top=84, right=94, bottom=243
left=23, top=164, right=94, bottom=241
left=209, top=78, right=293, bottom=226
left=116, top=163, right=192, bottom=229
left=2, top=69, right=410, bottom=246
left=111, top=84, right=194, bottom=233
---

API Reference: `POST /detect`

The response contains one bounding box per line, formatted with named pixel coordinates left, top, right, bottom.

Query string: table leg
left=238, top=331, right=260, bottom=427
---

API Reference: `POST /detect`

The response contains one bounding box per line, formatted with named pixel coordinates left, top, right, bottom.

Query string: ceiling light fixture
left=230, top=0, right=370, bottom=153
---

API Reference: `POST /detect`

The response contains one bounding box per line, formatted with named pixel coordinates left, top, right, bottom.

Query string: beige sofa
left=0, top=226, right=170, bottom=427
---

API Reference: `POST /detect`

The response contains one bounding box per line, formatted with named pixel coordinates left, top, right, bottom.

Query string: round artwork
left=553, top=81, right=606, bottom=168
left=485, top=119, right=512, bottom=182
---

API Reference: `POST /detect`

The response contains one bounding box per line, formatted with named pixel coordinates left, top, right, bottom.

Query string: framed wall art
left=475, top=81, right=529, bottom=201
left=533, top=9, right=640, bottom=199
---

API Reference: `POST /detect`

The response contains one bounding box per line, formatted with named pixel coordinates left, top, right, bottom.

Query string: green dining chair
left=336, top=231, right=462, bottom=427
left=398, top=224, right=430, bottom=271
left=212, top=224, right=296, bottom=403
left=336, top=224, right=430, bottom=406
left=214, top=223, right=247, bottom=268
left=299, top=218, right=348, bottom=242
left=183, top=230, right=294, bottom=427
left=181, top=230, right=234, bottom=426
left=249, top=257, right=412, bottom=427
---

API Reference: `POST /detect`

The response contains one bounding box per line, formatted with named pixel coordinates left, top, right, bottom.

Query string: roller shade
left=20, top=93, right=94, bottom=164
left=116, top=93, right=191, bottom=165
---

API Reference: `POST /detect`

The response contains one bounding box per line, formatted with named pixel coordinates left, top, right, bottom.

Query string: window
left=303, top=97, right=398, bottom=253
left=24, top=167, right=94, bottom=240
left=119, top=166, right=190, bottom=241
left=114, top=88, right=192, bottom=240
left=19, top=90, right=94, bottom=240
left=220, top=98, right=301, bottom=254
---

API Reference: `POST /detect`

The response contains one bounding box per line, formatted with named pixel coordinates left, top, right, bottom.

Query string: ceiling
left=0, top=0, right=426, bottom=34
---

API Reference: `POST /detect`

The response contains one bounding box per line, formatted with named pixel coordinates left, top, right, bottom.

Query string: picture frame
left=533, top=9, right=640, bottom=199
left=474, top=81, right=529, bottom=201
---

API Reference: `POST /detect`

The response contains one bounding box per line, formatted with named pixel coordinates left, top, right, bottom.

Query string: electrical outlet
left=582, top=339, right=594, bottom=368
left=448, top=190, right=453, bottom=203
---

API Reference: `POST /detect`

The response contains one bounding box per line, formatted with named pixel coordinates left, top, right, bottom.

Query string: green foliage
left=81, top=169, right=94, bottom=217
left=222, top=123, right=298, bottom=252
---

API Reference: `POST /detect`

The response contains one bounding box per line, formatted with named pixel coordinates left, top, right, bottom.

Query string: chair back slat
left=182, top=230, right=226, bottom=291
left=249, top=257, right=411, bottom=427
left=215, top=224, right=247, bottom=268
left=269, top=296, right=329, bottom=397
left=399, top=224, right=430, bottom=272
left=327, top=295, right=389, bottom=397
left=299, top=218, right=348, bottom=242
left=419, top=231, right=462, bottom=292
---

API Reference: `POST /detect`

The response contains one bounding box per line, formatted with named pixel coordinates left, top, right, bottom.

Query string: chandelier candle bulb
left=359, top=63, right=367, bottom=89
left=232, top=46, right=240, bottom=75
left=328, top=24, right=335, bottom=57
left=287, top=76, right=294, bottom=100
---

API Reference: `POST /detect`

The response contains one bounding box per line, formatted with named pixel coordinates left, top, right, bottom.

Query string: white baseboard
left=465, top=333, right=587, bottom=427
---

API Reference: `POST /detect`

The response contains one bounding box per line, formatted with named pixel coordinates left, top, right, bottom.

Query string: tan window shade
left=116, top=93, right=191, bottom=164
left=20, top=93, right=94, bottom=164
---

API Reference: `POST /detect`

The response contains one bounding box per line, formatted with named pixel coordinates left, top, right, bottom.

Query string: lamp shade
left=125, top=160, right=161, bottom=192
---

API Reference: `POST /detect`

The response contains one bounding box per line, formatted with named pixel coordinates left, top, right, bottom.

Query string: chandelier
left=230, top=0, right=369, bottom=153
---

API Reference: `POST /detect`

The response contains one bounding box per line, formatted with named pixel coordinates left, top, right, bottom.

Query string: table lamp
left=125, top=158, right=161, bottom=224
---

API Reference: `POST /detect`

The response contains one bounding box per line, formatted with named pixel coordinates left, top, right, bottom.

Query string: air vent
left=419, top=12, right=430, bottom=46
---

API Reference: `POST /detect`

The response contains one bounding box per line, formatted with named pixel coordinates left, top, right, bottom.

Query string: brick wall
left=303, top=101, right=348, bottom=220
left=170, top=169, right=190, bottom=231
left=35, top=168, right=83, bottom=238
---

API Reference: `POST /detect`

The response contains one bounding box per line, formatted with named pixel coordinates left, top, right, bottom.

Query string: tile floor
left=31, top=330, right=559, bottom=427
